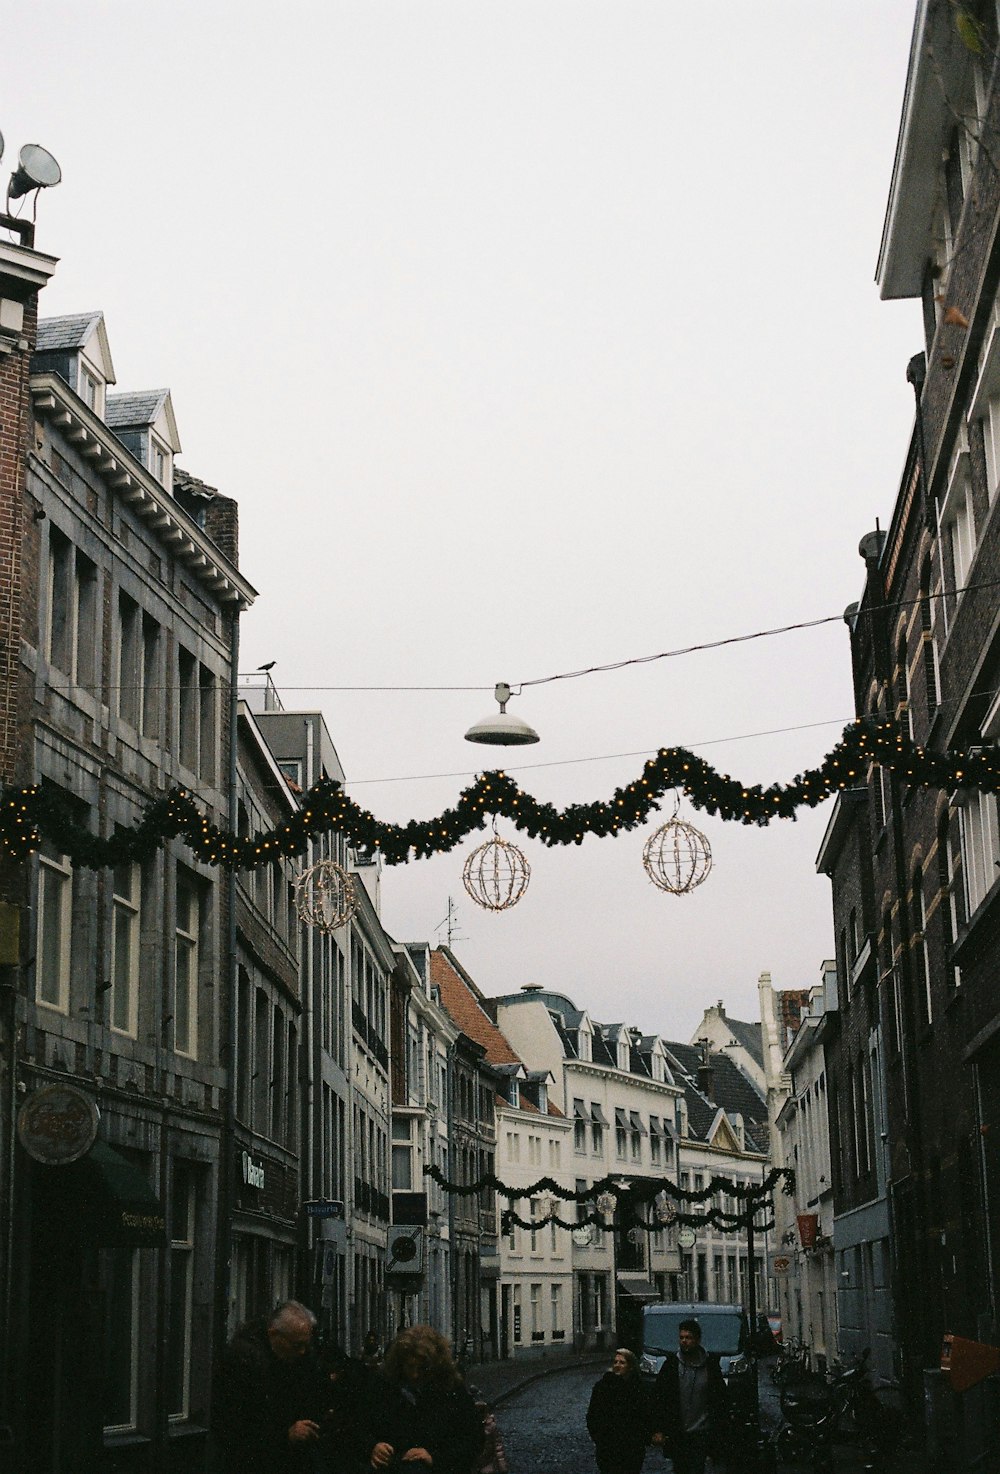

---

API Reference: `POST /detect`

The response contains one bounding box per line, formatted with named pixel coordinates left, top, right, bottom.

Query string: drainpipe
left=214, top=606, right=240, bottom=1363
left=447, top=1040, right=458, bottom=1350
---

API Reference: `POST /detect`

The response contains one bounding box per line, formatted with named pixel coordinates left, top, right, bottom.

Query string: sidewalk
left=465, top=1348, right=608, bottom=1407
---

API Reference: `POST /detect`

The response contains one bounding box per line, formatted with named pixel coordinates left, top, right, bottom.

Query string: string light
left=2, top=721, right=998, bottom=871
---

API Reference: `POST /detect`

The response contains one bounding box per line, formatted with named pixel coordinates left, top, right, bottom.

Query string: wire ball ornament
left=643, top=801, right=713, bottom=896
left=462, top=831, right=531, bottom=911
left=293, top=859, right=359, bottom=933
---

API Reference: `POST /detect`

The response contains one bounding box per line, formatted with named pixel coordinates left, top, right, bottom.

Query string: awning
left=629, top=1110, right=647, bottom=1135
left=590, top=1103, right=608, bottom=1126
left=573, top=1099, right=588, bottom=1119
left=614, top=1107, right=629, bottom=1129
left=616, top=1272, right=659, bottom=1303
left=34, top=1140, right=166, bottom=1247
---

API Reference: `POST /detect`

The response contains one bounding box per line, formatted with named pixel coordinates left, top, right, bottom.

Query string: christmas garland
left=499, top=1205, right=777, bottom=1234
left=423, top=1163, right=793, bottom=1205
left=2, top=719, right=996, bottom=871
left=426, top=1164, right=792, bottom=1235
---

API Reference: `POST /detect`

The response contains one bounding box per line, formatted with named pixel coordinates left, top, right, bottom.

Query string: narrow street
left=498, top=1364, right=603, bottom=1474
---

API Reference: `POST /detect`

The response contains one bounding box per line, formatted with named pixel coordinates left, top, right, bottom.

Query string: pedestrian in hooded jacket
left=649, top=1318, right=730, bottom=1474
left=586, top=1348, right=652, bottom=1474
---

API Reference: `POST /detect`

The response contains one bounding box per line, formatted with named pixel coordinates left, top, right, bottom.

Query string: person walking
left=365, top=1325, right=484, bottom=1473
left=586, top=1348, right=652, bottom=1474
left=211, top=1300, right=324, bottom=1474
left=649, top=1318, right=730, bottom=1474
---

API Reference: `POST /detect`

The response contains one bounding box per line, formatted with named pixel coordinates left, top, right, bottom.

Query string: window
left=119, top=592, right=141, bottom=728
left=36, top=842, right=72, bottom=1011
left=551, top=1283, right=564, bottom=1339
left=178, top=647, right=197, bottom=771
left=102, top=1247, right=140, bottom=1432
left=937, top=812, right=963, bottom=987
left=940, top=438, right=976, bottom=601
left=392, top=1118, right=413, bottom=1190
left=80, top=365, right=103, bottom=414
left=920, top=557, right=940, bottom=719
left=530, top=1283, right=542, bottom=1340
left=141, top=614, right=161, bottom=738
left=895, top=634, right=912, bottom=740
left=47, top=528, right=72, bottom=674
left=271, top=1004, right=285, bottom=1140
left=149, top=436, right=169, bottom=486
left=530, top=1199, right=540, bottom=1253
left=548, top=1138, right=561, bottom=1169
left=174, top=871, right=200, bottom=1057
left=110, top=861, right=140, bottom=1036
left=590, top=1104, right=604, bottom=1155
left=166, top=1162, right=196, bottom=1420
left=47, top=532, right=97, bottom=687
left=650, top=1118, right=661, bottom=1166
left=199, top=665, right=217, bottom=783
left=912, top=866, right=932, bottom=1027
left=958, top=787, right=1000, bottom=918
left=506, top=1132, right=520, bottom=1163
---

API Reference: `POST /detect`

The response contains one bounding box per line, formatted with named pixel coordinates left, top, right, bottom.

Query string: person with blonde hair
left=366, top=1325, right=483, bottom=1472
left=586, top=1347, right=652, bottom=1474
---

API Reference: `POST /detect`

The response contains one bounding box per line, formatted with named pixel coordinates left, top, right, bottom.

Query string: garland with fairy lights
left=2, top=719, right=997, bottom=871
left=425, top=1162, right=791, bottom=1234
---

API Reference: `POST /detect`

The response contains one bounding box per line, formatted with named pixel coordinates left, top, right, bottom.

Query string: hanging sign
left=772, top=1254, right=793, bottom=1276
left=796, top=1213, right=819, bottom=1249
left=17, top=1083, right=99, bottom=1164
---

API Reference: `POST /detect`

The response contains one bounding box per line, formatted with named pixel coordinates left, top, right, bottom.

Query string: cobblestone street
left=498, top=1363, right=604, bottom=1474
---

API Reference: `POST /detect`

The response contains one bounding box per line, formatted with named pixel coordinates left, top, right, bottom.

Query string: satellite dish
left=8, top=144, right=62, bottom=201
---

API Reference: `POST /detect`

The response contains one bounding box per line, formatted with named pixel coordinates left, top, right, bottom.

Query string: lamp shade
left=464, top=682, right=540, bottom=746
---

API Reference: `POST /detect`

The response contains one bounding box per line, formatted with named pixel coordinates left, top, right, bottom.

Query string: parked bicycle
left=827, top=1348, right=904, bottom=1461
left=769, top=1335, right=811, bottom=1389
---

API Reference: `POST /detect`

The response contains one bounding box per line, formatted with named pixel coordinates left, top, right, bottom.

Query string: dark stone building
left=827, top=3, right=1000, bottom=1459
left=0, top=220, right=258, bottom=1473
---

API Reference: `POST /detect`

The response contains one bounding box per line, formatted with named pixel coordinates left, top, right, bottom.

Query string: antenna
left=435, top=896, right=465, bottom=948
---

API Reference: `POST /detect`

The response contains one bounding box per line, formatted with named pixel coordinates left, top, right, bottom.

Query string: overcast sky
left=6, top=1, right=922, bottom=1040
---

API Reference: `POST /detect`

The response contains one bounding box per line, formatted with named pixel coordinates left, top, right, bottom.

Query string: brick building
left=0, top=234, right=258, bottom=1474
left=825, top=1, right=1000, bottom=1457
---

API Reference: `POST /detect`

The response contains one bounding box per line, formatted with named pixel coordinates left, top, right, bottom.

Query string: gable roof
left=36, top=311, right=116, bottom=384
left=723, top=1015, right=763, bottom=1066
left=36, top=311, right=104, bottom=352
left=430, top=949, right=522, bottom=1069
left=664, top=1041, right=769, bottom=1154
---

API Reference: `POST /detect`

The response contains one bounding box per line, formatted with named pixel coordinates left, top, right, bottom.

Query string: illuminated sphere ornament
left=293, top=859, right=358, bottom=933
left=462, top=834, right=530, bottom=912
left=595, top=1190, right=617, bottom=1220
left=643, top=813, right=713, bottom=895
left=655, top=1194, right=678, bottom=1226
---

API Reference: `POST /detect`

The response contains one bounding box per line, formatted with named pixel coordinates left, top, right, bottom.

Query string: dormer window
left=149, top=436, right=168, bottom=486
left=536, top=1082, right=547, bottom=1112
left=80, top=364, right=104, bottom=416
left=507, top=1077, right=520, bottom=1109
left=617, top=1040, right=629, bottom=1071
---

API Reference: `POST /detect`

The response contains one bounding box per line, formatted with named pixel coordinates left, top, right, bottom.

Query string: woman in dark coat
left=366, top=1325, right=484, bottom=1474
left=587, top=1348, right=652, bottom=1474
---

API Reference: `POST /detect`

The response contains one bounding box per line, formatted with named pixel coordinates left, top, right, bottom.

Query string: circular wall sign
left=17, top=1083, right=99, bottom=1164
left=572, top=1225, right=594, bottom=1247
left=677, top=1225, right=697, bottom=1250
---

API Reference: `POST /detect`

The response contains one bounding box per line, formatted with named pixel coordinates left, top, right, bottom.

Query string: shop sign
left=796, top=1213, right=819, bottom=1249
left=241, top=1151, right=265, bottom=1189
left=772, top=1253, right=793, bottom=1276
left=17, top=1083, right=99, bottom=1164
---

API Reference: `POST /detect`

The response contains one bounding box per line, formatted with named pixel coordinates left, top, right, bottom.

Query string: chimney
left=697, top=1039, right=715, bottom=1100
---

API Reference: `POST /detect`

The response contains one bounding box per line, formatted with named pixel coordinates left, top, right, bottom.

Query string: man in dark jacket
left=211, top=1300, right=323, bottom=1474
left=650, top=1318, right=730, bottom=1474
